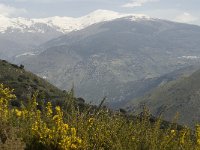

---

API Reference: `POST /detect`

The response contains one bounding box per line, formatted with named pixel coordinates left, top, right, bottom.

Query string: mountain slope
left=0, top=60, right=66, bottom=104
left=126, top=69, right=200, bottom=127
left=21, top=17, right=200, bottom=104
left=110, top=65, right=200, bottom=108
left=0, top=10, right=148, bottom=61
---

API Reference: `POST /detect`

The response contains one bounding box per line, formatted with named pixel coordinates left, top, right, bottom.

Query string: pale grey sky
left=0, top=0, right=200, bottom=25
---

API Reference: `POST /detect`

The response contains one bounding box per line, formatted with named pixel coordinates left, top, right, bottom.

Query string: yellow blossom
left=15, top=109, right=22, bottom=117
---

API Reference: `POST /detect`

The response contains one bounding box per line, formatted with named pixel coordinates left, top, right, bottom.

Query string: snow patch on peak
left=128, top=14, right=151, bottom=21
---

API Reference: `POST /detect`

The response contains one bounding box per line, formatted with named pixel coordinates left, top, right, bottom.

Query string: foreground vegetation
left=1, top=83, right=200, bottom=149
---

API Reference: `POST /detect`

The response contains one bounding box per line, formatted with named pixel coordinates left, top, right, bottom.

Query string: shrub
left=1, top=83, right=200, bottom=149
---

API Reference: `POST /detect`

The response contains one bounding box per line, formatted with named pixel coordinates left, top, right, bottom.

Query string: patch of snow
left=15, top=52, right=37, bottom=58
left=178, top=56, right=200, bottom=60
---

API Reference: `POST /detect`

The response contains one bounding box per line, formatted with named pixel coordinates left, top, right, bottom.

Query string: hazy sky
left=0, top=0, right=200, bottom=25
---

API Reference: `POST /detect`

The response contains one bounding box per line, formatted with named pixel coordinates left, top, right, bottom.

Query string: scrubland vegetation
left=1, top=83, right=200, bottom=150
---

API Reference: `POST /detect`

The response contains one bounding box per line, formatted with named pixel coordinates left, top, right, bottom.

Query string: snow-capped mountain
left=0, top=10, right=149, bottom=34
left=21, top=16, right=200, bottom=104
left=0, top=9, right=150, bottom=61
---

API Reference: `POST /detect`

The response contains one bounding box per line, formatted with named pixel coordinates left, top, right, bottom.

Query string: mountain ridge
left=0, top=10, right=149, bottom=34
left=0, top=59, right=66, bottom=105
left=125, top=68, right=200, bottom=127
left=0, top=9, right=151, bottom=61
left=20, top=17, right=200, bottom=104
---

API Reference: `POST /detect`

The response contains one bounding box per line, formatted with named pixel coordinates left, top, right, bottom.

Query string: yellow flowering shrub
left=0, top=84, right=83, bottom=150
left=0, top=84, right=16, bottom=122
left=1, top=83, right=200, bottom=149
left=14, top=97, right=83, bottom=150
left=30, top=105, right=82, bottom=150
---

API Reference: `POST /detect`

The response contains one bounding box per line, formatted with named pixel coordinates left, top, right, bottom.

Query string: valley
left=18, top=15, right=200, bottom=105
left=1, top=3, right=200, bottom=148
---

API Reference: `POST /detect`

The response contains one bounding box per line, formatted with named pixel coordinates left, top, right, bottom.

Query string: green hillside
left=0, top=60, right=66, bottom=105
left=1, top=59, right=200, bottom=149
left=126, top=69, right=200, bottom=127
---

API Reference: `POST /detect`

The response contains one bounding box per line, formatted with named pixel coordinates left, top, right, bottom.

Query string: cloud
left=14, top=0, right=76, bottom=3
left=122, top=0, right=159, bottom=8
left=0, top=3, right=26, bottom=17
left=175, top=12, right=198, bottom=23
left=15, top=0, right=54, bottom=2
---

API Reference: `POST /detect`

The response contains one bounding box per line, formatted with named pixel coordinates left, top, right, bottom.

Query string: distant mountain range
left=0, top=10, right=148, bottom=61
left=0, top=10, right=148, bottom=34
left=19, top=15, right=200, bottom=104
left=2, top=9, right=200, bottom=128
